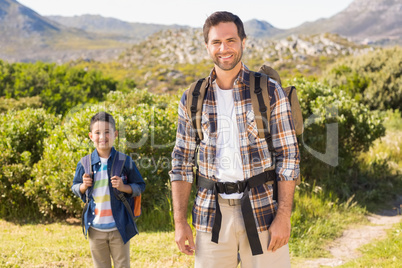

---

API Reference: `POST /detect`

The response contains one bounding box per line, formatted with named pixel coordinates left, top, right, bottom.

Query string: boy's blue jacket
left=72, top=147, right=145, bottom=244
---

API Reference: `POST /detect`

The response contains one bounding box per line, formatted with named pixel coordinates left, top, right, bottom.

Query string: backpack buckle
left=254, top=85, right=262, bottom=95
left=219, top=181, right=247, bottom=194
left=223, top=182, right=239, bottom=194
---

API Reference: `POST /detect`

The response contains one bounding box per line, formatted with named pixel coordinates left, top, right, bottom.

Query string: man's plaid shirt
left=169, top=63, right=300, bottom=233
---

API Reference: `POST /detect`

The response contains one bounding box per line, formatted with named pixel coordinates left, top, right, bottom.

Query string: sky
left=17, top=0, right=355, bottom=29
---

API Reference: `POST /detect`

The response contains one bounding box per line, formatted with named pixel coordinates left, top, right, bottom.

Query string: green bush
left=25, top=105, right=99, bottom=218
left=0, top=96, right=42, bottom=114
left=0, top=60, right=118, bottom=115
left=28, top=90, right=179, bottom=224
left=14, top=78, right=387, bottom=222
left=324, top=47, right=402, bottom=111
left=290, top=78, right=385, bottom=198
left=0, top=108, right=59, bottom=220
left=1, top=74, right=389, bottom=226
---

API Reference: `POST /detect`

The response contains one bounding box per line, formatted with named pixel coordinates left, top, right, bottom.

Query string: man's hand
left=267, top=180, right=295, bottom=252
left=171, top=181, right=193, bottom=255
left=267, top=212, right=291, bottom=252
left=175, top=222, right=195, bottom=255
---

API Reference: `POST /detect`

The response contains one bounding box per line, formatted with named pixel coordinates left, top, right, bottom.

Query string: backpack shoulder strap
left=111, top=151, right=127, bottom=177
left=249, top=71, right=273, bottom=151
left=258, top=65, right=282, bottom=86
left=80, top=154, right=92, bottom=238
left=186, top=78, right=209, bottom=144
left=111, top=151, right=140, bottom=221
left=80, top=154, right=92, bottom=175
left=282, top=86, right=304, bottom=135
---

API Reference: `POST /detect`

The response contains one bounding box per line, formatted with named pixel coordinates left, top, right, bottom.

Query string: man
left=169, top=11, right=300, bottom=267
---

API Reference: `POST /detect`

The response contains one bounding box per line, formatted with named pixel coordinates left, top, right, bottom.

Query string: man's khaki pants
left=88, top=228, right=130, bottom=268
left=195, top=196, right=291, bottom=268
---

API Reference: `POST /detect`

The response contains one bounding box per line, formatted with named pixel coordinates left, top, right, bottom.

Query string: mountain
left=279, top=0, right=402, bottom=44
left=244, top=19, right=285, bottom=38
left=0, top=0, right=126, bottom=62
left=0, top=0, right=62, bottom=43
left=1, top=0, right=400, bottom=63
left=44, top=0, right=401, bottom=45
left=47, top=15, right=187, bottom=43
left=48, top=16, right=285, bottom=40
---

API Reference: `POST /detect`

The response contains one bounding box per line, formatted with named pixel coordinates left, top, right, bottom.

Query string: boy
left=72, top=111, right=145, bottom=268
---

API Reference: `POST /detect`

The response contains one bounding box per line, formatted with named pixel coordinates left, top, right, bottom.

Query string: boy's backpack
left=186, top=65, right=303, bottom=188
left=80, top=152, right=141, bottom=235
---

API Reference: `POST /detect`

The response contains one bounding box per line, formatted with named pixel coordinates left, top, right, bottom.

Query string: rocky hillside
left=116, top=28, right=373, bottom=93
left=119, top=28, right=370, bottom=67
left=280, top=0, right=402, bottom=45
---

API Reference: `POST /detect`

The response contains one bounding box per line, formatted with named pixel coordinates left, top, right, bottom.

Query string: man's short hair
left=203, top=11, right=247, bottom=44
left=90, top=112, right=116, bottom=131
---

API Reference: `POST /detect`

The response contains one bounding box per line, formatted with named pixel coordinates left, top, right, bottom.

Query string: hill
left=0, top=0, right=126, bottom=62
left=119, top=28, right=369, bottom=67
left=1, top=0, right=400, bottom=63
left=114, top=28, right=370, bottom=93
left=46, top=14, right=187, bottom=43
left=279, top=0, right=402, bottom=45
left=244, top=19, right=285, bottom=38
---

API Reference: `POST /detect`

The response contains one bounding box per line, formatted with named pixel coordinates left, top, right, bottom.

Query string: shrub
left=0, top=108, right=59, bottom=220
left=21, top=78, right=387, bottom=221
left=324, top=47, right=402, bottom=111
left=0, top=96, right=42, bottom=114
left=28, top=89, right=179, bottom=223
left=0, top=60, right=118, bottom=115
left=289, top=78, right=385, bottom=198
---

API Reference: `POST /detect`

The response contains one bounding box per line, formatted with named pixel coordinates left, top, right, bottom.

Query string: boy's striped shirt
left=91, top=158, right=117, bottom=231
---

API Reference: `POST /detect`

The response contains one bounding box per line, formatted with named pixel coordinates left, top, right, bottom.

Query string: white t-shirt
left=214, top=82, right=244, bottom=199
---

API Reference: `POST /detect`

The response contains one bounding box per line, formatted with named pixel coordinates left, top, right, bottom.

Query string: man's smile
left=219, top=54, right=233, bottom=60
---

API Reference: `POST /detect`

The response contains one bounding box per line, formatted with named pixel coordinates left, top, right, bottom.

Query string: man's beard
left=213, top=44, right=243, bottom=71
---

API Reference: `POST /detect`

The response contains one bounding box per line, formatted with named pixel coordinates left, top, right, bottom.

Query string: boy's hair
left=203, top=11, right=247, bottom=44
left=90, top=112, right=116, bottom=131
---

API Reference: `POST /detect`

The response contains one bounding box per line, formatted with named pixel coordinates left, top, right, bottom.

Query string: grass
left=340, top=222, right=402, bottom=268
left=0, top=183, right=368, bottom=267
left=0, top=182, right=398, bottom=267
left=0, top=219, right=194, bottom=268
left=360, top=110, right=402, bottom=175
left=290, top=184, right=367, bottom=258
left=0, top=220, right=91, bottom=267
left=337, top=111, right=402, bottom=268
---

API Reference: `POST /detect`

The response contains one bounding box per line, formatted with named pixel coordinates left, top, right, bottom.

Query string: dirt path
left=299, top=197, right=402, bottom=267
